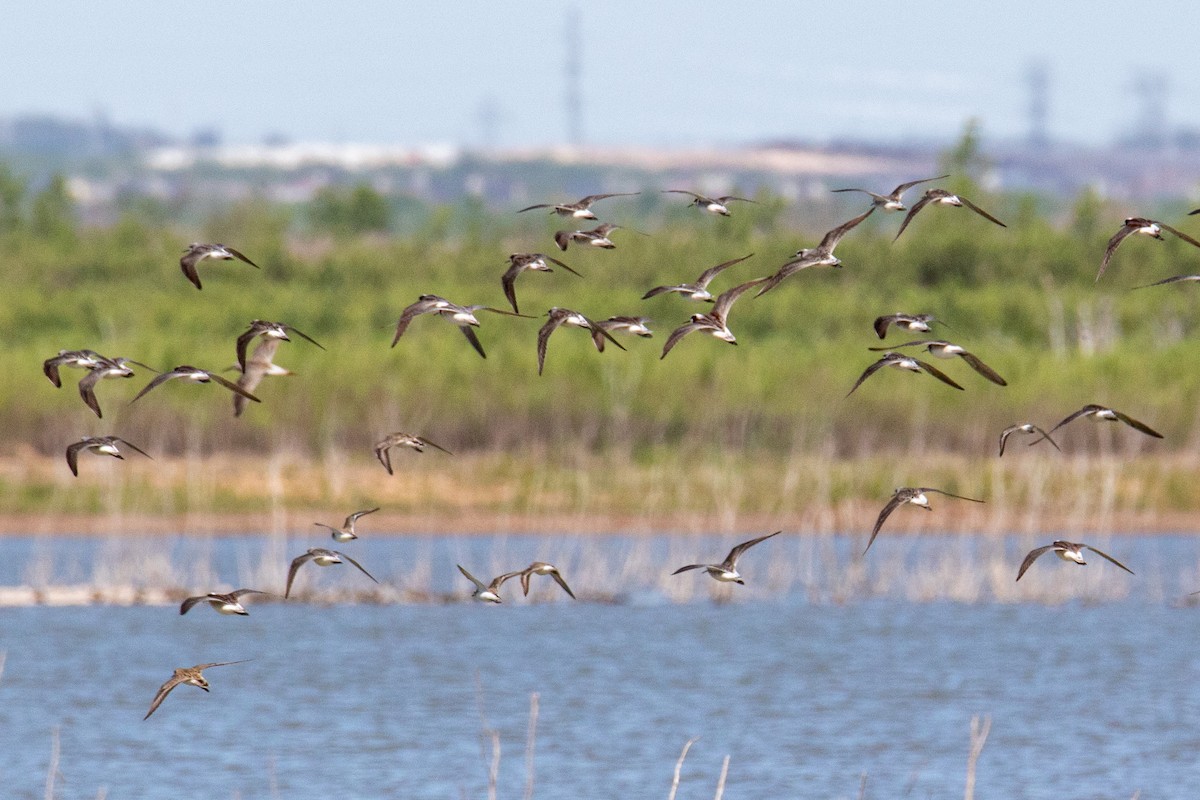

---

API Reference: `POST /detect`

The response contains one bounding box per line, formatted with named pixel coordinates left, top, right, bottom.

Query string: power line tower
left=564, top=5, right=582, bottom=146
left=1025, top=61, right=1049, bottom=147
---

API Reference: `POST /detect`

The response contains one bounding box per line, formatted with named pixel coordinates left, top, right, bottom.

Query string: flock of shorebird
left=43, top=178, right=1193, bottom=718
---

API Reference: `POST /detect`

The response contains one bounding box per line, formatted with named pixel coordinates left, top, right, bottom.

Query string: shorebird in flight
left=78, top=356, right=156, bottom=418
left=998, top=423, right=1061, bottom=457
left=374, top=432, right=452, bottom=475
left=285, top=548, right=378, bottom=598
left=501, top=253, right=581, bottom=314
left=642, top=254, right=754, bottom=303
left=179, top=589, right=270, bottom=616
left=518, top=192, right=638, bottom=219
left=672, top=531, right=782, bottom=585
left=867, top=339, right=1007, bottom=386
left=390, top=294, right=526, bottom=359
left=457, top=564, right=518, bottom=603
left=229, top=338, right=292, bottom=417
left=65, top=435, right=151, bottom=476
left=873, top=313, right=947, bottom=339
left=537, top=307, right=626, bottom=374
left=846, top=352, right=964, bottom=397
left=144, top=660, right=249, bottom=720
left=1096, top=217, right=1200, bottom=282
left=43, top=349, right=104, bottom=388
left=755, top=208, right=875, bottom=296
left=235, top=320, right=324, bottom=373
left=131, top=366, right=260, bottom=406
left=179, top=243, right=259, bottom=290
left=512, top=562, right=576, bottom=599
left=866, top=488, right=984, bottom=554
left=553, top=223, right=644, bottom=251
left=660, top=278, right=765, bottom=359
left=314, top=507, right=381, bottom=542
left=591, top=316, right=653, bottom=352
left=1016, top=541, right=1134, bottom=582
left=1049, top=404, right=1163, bottom=439
left=662, top=190, right=756, bottom=217
left=831, top=174, right=949, bottom=211
left=893, top=189, right=1006, bottom=241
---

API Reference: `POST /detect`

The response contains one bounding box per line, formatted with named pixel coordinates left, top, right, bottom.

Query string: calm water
left=3, top=535, right=1200, bottom=799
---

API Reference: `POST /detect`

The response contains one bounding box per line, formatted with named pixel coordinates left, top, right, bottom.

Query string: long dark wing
left=817, top=207, right=875, bottom=251
left=224, top=247, right=260, bottom=269
left=235, top=328, right=257, bottom=373
left=724, top=530, right=782, bottom=568
left=347, top=507, right=381, bottom=525
left=845, top=358, right=890, bottom=397
left=914, top=359, right=965, bottom=391
left=391, top=300, right=438, bottom=347
left=43, top=357, right=63, bottom=387
left=641, top=285, right=678, bottom=299
left=543, top=255, right=580, bottom=275
left=144, top=674, right=185, bottom=720
left=179, top=251, right=204, bottom=290
left=517, top=203, right=553, bottom=213
left=417, top=436, right=453, bottom=455
left=695, top=254, right=754, bottom=288
left=336, top=551, right=379, bottom=584
left=998, top=426, right=1018, bottom=457
left=579, top=192, right=638, bottom=205
left=716, top=196, right=755, bottom=204
left=958, top=352, right=1007, bottom=386
left=179, top=595, right=208, bottom=615
left=922, top=488, right=985, bottom=503
left=712, top=277, right=767, bottom=321
left=115, top=438, right=152, bottom=460
left=893, top=193, right=937, bottom=241
left=65, top=440, right=88, bottom=476
left=536, top=316, right=565, bottom=375
left=586, top=318, right=626, bottom=352
left=830, top=188, right=887, bottom=201
left=1015, top=545, right=1057, bottom=581
left=285, top=553, right=314, bottom=598
left=501, top=264, right=523, bottom=314
left=663, top=189, right=704, bottom=200
left=206, top=371, right=262, bottom=402
left=549, top=570, right=576, bottom=599
left=78, top=370, right=109, bottom=418
left=283, top=324, right=324, bottom=350
left=1026, top=426, right=1062, bottom=452
left=660, top=322, right=706, bottom=360
left=866, top=495, right=907, bottom=554
left=872, top=315, right=896, bottom=340
left=1097, top=225, right=1136, bottom=282
left=1049, top=405, right=1102, bottom=434
left=229, top=588, right=268, bottom=600
left=671, top=563, right=707, bottom=575
left=1082, top=546, right=1135, bottom=575
left=957, top=196, right=1007, bottom=228
left=1112, top=410, right=1164, bottom=439
left=130, top=371, right=180, bottom=404
left=1134, top=274, right=1200, bottom=288
left=459, top=326, right=487, bottom=359
left=892, top=174, right=950, bottom=195
left=1158, top=222, right=1200, bottom=250
left=867, top=339, right=940, bottom=352
left=457, top=564, right=486, bottom=591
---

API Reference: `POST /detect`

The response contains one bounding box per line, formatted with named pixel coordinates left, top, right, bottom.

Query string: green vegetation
left=4, top=158, right=1200, bottom=521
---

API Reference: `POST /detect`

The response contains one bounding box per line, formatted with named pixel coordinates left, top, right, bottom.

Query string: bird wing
left=660, top=321, right=706, bottom=360
left=872, top=315, right=896, bottom=340
left=914, top=359, right=965, bottom=391
left=586, top=318, right=626, bottom=352
left=1026, top=426, right=1062, bottom=452
left=391, top=300, right=439, bottom=347
left=501, top=263, right=523, bottom=314
left=892, top=174, right=950, bottom=196
left=553, top=230, right=574, bottom=251
left=374, top=440, right=394, bottom=475
left=548, top=570, right=576, bottom=599
left=1015, top=545, right=1058, bottom=581
left=65, top=440, right=89, bottom=476
left=235, top=328, right=258, bottom=373
left=1112, top=409, right=1164, bottom=438
left=1049, top=405, right=1103, bottom=434
left=285, top=552, right=315, bottom=598
left=998, top=426, right=1019, bottom=457
left=867, top=339, right=940, bottom=352
left=417, top=436, right=453, bottom=455
left=129, top=370, right=181, bottom=404
left=817, top=206, right=875, bottom=252
left=229, top=588, right=268, bottom=599
left=336, top=551, right=379, bottom=584
left=724, top=530, right=782, bottom=568
left=179, top=595, right=207, bottom=615
left=717, top=196, right=755, bottom=204
left=696, top=254, right=754, bottom=288
left=283, top=324, right=324, bottom=350
left=114, top=437, right=152, bottom=460
left=1134, top=274, right=1200, bottom=288
left=712, top=277, right=767, bottom=321
left=43, top=356, right=64, bottom=387
left=459, top=326, right=487, bottom=359
left=958, top=351, right=1007, bottom=386
left=957, top=195, right=1007, bottom=228
left=144, top=673, right=186, bottom=720
left=77, top=369, right=111, bottom=418
left=457, top=564, right=487, bottom=591
left=893, top=192, right=937, bottom=241
left=542, top=255, right=579, bottom=275
left=536, top=315, right=565, bottom=375
left=224, top=247, right=260, bottom=269
left=922, top=488, right=985, bottom=503
left=1158, top=222, right=1200, bottom=250
left=206, top=371, right=262, bottom=402
left=830, top=188, right=887, bottom=202
left=866, top=495, right=908, bottom=554
left=641, top=285, right=679, bottom=299
left=845, top=358, right=891, bottom=397
left=671, top=563, right=708, bottom=575
left=347, top=507, right=381, bottom=525
left=1082, top=546, right=1135, bottom=575
left=580, top=192, right=638, bottom=205
left=663, top=189, right=704, bottom=200
left=1097, top=225, right=1137, bottom=282
left=517, top=203, right=553, bottom=213
left=179, top=250, right=205, bottom=290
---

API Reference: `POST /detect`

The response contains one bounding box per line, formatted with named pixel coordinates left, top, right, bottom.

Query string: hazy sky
left=5, top=2, right=1198, bottom=149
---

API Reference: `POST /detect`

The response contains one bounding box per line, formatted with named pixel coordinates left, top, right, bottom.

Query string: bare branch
left=668, top=736, right=699, bottom=800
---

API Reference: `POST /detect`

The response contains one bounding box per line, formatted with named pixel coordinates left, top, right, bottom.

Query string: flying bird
left=591, top=316, right=653, bottom=352
left=457, top=564, right=518, bottom=603
left=867, top=339, right=1007, bottom=386
left=390, top=294, right=527, bottom=358
left=130, top=366, right=261, bottom=406
left=756, top=208, right=875, bottom=296
left=501, top=253, right=581, bottom=314
left=662, top=189, right=756, bottom=216
left=235, top=320, right=324, bottom=373
left=374, top=432, right=452, bottom=475
left=179, top=589, right=270, bottom=616
left=553, top=223, right=643, bottom=251
left=672, top=531, right=782, bottom=585
left=65, top=435, right=151, bottom=477
left=512, top=562, right=576, bottom=599
left=893, top=189, right=1006, bottom=241
left=43, top=349, right=104, bottom=388
left=1096, top=217, right=1200, bottom=282
left=179, top=243, right=259, bottom=290
left=314, top=507, right=381, bottom=542
left=517, top=192, right=638, bottom=219
left=537, top=307, right=625, bottom=375
left=642, top=254, right=754, bottom=303
left=660, top=278, right=766, bottom=359
left=846, top=352, right=964, bottom=397
left=144, top=660, right=249, bottom=720
left=997, top=423, right=1061, bottom=457
left=285, top=548, right=378, bottom=599
left=1016, top=541, right=1134, bottom=582
left=831, top=174, right=949, bottom=211
left=866, top=488, right=984, bottom=554
left=77, top=356, right=156, bottom=418
left=872, top=313, right=948, bottom=339
left=1048, top=404, right=1163, bottom=439
left=229, top=338, right=293, bottom=417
